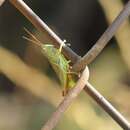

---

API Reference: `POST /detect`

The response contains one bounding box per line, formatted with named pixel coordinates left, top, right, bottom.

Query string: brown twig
left=8, top=0, right=130, bottom=129
left=84, top=82, right=130, bottom=130
left=41, top=66, right=89, bottom=130
left=72, top=0, right=130, bottom=72
left=0, top=0, right=5, bottom=6
left=9, top=0, right=80, bottom=64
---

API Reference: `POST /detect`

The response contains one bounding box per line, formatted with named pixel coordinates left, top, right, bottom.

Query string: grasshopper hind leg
left=62, top=87, right=69, bottom=96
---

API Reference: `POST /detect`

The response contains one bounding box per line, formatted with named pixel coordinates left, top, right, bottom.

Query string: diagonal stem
left=72, top=0, right=130, bottom=72
left=84, top=82, right=130, bottom=130
left=41, top=66, right=89, bottom=130
left=0, top=0, right=5, bottom=6
left=9, top=0, right=80, bottom=63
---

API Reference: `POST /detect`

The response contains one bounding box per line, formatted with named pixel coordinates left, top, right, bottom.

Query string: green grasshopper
left=23, top=28, right=78, bottom=96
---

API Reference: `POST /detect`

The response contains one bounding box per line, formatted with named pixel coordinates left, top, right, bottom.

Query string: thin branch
left=0, top=0, right=5, bottom=6
left=84, top=82, right=130, bottom=130
left=72, top=0, right=130, bottom=72
left=41, top=66, right=89, bottom=130
left=9, top=0, right=80, bottom=63
left=8, top=0, right=130, bottom=129
left=42, top=70, right=130, bottom=130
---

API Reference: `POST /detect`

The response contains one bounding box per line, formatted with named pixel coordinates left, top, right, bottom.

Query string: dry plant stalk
left=0, top=0, right=5, bottom=6
left=9, top=0, right=80, bottom=64
left=73, top=0, right=130, bottom=72
left=41, top=66, right=89, bottom=130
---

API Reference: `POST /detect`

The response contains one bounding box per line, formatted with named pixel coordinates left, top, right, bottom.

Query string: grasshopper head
left=41, top=44, right=57, bottom=58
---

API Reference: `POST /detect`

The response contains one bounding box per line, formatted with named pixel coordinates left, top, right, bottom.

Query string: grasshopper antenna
left=23, top=27, right=42, bottom=47
left=22, top=36, right=41, bottom=47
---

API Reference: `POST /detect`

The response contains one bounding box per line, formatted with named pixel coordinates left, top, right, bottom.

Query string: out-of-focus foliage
left=0, top=0, right=130, bottom=130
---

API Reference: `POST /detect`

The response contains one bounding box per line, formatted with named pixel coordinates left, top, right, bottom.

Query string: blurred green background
left=0, top=0, right=130, bottom=130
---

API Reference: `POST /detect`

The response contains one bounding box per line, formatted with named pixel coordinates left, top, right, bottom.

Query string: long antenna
left=22, top=36, right=41, bottom=47
left=23, top=27, right=42, bottom=47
